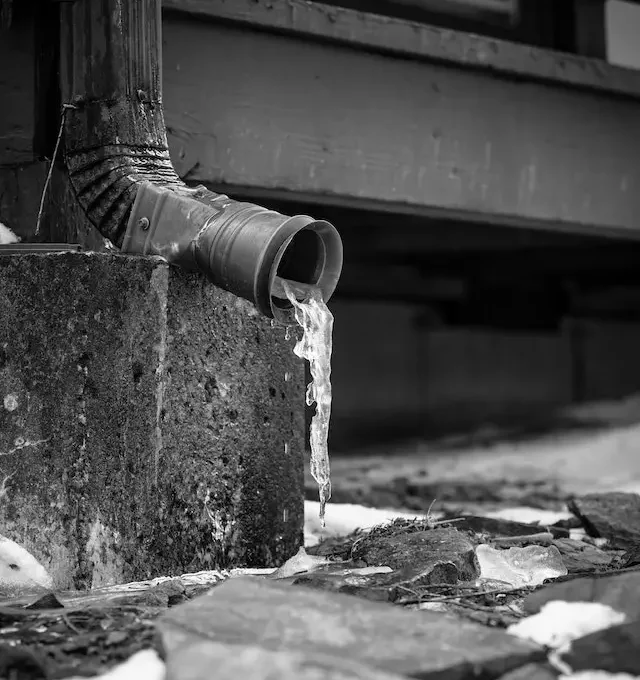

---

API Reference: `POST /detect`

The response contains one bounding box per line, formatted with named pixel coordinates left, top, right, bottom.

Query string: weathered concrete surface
left=0, top=252, right=305, bottom=589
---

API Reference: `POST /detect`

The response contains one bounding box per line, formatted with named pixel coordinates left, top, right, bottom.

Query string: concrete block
left=0, top=252, right=305, bottom=589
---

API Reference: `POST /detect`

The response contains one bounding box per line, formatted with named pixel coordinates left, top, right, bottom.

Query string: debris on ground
left=157, top=577, right=543, bottom=680
left=4, top=448, right=640, bottom=679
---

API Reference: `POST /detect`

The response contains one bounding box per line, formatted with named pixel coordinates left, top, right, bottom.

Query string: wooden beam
left=162, top=13, right=640, bottom=238
left=162, top=0, right=640, bottom=98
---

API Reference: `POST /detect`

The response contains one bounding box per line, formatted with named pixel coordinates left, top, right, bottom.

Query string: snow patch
left=304, top=500, right=428, bottom=547
left=0, top=534, right=53, bottom=593
left=508, top=600, right=626, bottom=651
left=0, top=222, right=19, bottom=245
left=62, top=649, right=165, bottom=680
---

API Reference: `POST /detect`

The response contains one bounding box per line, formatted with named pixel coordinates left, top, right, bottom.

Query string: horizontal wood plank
left=163, top=15, right=640, bottom=237
left=162, top=0, right=640, bottom=98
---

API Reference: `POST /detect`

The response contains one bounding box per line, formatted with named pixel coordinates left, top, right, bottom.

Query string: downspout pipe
left=59, top=0, right=342, bottom=323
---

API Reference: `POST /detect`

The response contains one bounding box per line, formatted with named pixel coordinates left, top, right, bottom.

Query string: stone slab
left=0, top=252, right=305, bottom=589
left=163, top=635, right=409, bottom=680
left=568, top=492, right=640, bottom=550
left=562, top=620, right=640, bottom=674
left=523, top=569, right=640, bottom=619
left=158, top=577, right=544, bottom=680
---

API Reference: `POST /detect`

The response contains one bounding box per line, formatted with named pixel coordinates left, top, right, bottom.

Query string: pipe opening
left=270, top=220, right=343, bottom=323
left=273, top=229, right=324, bottom=310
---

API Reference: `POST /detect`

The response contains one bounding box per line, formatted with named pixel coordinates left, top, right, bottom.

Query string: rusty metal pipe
left=60, top=0, right=342, bottom=322
left=121, top=182, right=342, bottom=323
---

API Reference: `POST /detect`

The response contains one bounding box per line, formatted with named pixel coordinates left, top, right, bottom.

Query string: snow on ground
left=304, top=501, right=429, bottom=547
left=328, top=421, right=640, bottom=502
left=306, top=399, right=640, bottom=545
left=0, top=221, right=19, bottom=245
left=508, top=601, right=626, bottom=651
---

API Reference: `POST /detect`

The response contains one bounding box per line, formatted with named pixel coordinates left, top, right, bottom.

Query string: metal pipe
left=60, top=0, right=342, bottom=322
left=121, top=182, right=342, bottom=323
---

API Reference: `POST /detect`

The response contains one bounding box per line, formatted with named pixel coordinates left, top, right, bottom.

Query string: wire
left=34, top=103, right=78, bottom=237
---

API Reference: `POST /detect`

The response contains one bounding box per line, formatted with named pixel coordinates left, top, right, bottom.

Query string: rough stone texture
left=562, top=621, right=640, bottom=675
left=0, top=252, right=305, bottom=589
left=523, top=569, right=640, bottom=619
left=551, top=538, right=621, bottom=573
left=351, top=528, right=479, bottom=584
left=158, top=578, right=544, bottom=680
left=568, top=492, right=640, bottom=550
left=163, top=635, right=410, bottom=680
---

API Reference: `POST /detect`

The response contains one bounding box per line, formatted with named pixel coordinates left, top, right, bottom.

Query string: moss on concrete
left=0, top=252, right=305, bottom=589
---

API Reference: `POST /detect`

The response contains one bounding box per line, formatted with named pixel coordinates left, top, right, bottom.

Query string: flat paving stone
left=163, top=632, right=410, bottom=680
left=158, top=577, right=543, bottom=680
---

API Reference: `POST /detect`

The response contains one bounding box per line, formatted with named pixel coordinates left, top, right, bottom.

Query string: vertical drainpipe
left=59, top=0, right=342, bottom=323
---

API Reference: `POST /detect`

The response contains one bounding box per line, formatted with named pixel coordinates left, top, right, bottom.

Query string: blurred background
left=242, top=1, right=640, bottom=455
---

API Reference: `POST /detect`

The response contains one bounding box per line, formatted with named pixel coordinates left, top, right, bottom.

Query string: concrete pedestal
left=0, top=252, right=305, bottom=589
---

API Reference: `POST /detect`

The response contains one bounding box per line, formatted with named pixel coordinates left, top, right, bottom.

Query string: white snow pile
left=508, top=601, right=636, bottom=680
left=0, top=221, right=20, bottom=244
left=62, top=649, right=165, bottom=680
left=508, top=600, right=626, bottom=652
left=0, top=533, right=53, bottom=594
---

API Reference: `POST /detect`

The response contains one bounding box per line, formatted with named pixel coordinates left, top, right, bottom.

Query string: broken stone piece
left=158, top=577, right=543, bottom=679
left=552, top=538, right=621, bottom=573
left=351, top=527, right=479, bottom=583
left=561, top=620, right=640, bottom=675
left=24, top=592, right=64, bottom=610
left=523, top=569, right=640, bottom=619
left=568, top=493, right=640, bottom=550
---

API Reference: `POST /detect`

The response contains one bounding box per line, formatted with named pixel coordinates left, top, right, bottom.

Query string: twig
left=61, top=613, right=81, bottom=635
left=35, top=103, right=77, bottom=237
left=396, top=585, right=528, bottom=606
left=490, top=532, right=554, bottom=547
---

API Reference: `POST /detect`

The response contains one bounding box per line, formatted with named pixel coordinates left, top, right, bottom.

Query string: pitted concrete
left=0, top=252, right=305, bottom=589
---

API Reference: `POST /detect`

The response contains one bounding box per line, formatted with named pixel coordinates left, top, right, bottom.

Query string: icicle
left=282, top=281, right=333, bottom=525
